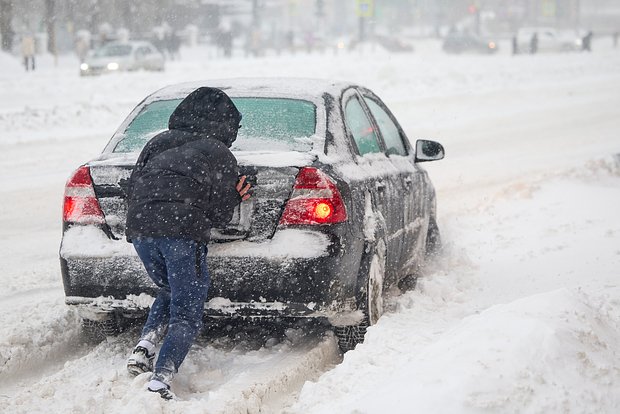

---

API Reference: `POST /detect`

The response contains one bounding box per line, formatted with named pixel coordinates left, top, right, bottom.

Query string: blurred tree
left=315, top=0, right=324, bottom=18
left=0, top=0, right=14, bottom=51
left=117, top=0, right=134, bottom=29
left=252, top=0, right=261, bottom=32
left=44, top=0, right=57, bottom=56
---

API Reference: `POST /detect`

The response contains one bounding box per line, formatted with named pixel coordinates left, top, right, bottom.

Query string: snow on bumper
left=60, top=226, right=331, bottom=259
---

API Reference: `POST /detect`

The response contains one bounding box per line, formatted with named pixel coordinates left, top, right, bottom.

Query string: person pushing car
left=124, top=86, right=251, bottom=400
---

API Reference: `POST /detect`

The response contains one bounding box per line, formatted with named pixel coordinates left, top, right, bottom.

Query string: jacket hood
left=168, top=87, right=242, bottom=147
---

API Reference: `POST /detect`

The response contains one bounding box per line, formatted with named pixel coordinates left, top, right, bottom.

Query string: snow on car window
left=93, top=44, right=132, bottom=57
left=113, top=97, right=316, bottom=153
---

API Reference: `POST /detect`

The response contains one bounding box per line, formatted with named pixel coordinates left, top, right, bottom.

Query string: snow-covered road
left=1, top=39, right=619, bottom=413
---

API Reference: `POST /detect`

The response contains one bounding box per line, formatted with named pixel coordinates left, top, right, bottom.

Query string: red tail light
left=279, top=167, right=347, bottom=225
left=63, top=166, right=105, bottom=225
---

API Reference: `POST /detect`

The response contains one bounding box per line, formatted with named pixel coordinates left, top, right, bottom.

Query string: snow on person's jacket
left=125, top=87, right=243, bottom=243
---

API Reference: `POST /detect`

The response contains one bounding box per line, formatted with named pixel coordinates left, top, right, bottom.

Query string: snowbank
left=292, top=161, right=620, bottom=414
left=293, top=287, right=620, bottom=413
left=0, top=293, right=82, bottom=387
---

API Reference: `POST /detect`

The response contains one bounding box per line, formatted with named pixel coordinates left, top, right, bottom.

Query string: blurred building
left=466, top=0, right=620, bottom=33
left=580, top=0, right=620, bottom=32
left=2, top=0, right=618, bottom=54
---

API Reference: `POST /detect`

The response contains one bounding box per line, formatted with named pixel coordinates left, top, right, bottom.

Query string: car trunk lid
left=88, top=152, right=315, bottom=242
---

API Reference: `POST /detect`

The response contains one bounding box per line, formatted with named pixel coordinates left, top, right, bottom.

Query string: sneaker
left=127, top=346, right=155, bottom=376
left=148, top=380, right=175, bottom=401
left=148, top=387, right=176, bottom=401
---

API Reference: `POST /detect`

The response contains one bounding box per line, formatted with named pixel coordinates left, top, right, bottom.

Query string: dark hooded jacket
left=125, top=87, right=243, bottom=243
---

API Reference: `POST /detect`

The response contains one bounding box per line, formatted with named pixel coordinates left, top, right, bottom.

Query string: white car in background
left=516, top=27, right=582, bottom=53
left=80, top=41, right=165, bottom=76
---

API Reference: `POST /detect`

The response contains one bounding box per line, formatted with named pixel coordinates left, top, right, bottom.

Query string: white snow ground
left=1, top=38, right=619, bottom=413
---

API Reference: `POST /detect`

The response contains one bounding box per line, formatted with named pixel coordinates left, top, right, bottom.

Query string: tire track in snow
left=3, top=323, right=341, bottom=413
left=189, top=333, right=342, bottom=414
left=0, top=287, right=89, bottom=393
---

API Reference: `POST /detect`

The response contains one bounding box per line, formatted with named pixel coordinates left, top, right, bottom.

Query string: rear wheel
left=366, top=253, right=384, bottom=325
left=425, top=216, right=442, bottom=257
left=334, top=320, right=368, bottom=353
left=81, top=317, right=121, bottom=343
left=335, top=241, right=385, bottom=353
left=80, top=311, right=139, bottom=343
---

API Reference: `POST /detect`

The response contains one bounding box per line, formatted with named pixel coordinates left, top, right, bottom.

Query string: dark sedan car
left=60, top=78, right=444, bottom=352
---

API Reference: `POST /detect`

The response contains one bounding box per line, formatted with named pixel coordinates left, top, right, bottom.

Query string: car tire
left=335, top=239, right=385, bottom=353
left=397, top=272, right=418, bottom=293
left=81, top=317, right=120, bottom=343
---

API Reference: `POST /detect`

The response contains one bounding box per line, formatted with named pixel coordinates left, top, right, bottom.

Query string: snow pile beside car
left=291, top=163, right=620, bottom=414
left=0, top=295, right=81, bottom=384
left=293, top=286, right=620, bottom=413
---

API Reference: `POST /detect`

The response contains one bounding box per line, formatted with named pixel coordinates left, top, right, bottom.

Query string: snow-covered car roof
left=148, top=78, right=357, bottom=104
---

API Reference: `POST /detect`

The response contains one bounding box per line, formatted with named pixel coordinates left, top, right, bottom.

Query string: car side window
left=136, top=47, right=150, bottom=57
left=363, top=97, right=408, bottom=156
left=345, top=96, right=381, bottom=156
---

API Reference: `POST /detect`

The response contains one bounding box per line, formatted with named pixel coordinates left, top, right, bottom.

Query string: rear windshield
left=113, top=97, right=317, bottom=153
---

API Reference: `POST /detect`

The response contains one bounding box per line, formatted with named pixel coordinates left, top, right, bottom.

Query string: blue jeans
left=132, top=237, right=210, bottom=384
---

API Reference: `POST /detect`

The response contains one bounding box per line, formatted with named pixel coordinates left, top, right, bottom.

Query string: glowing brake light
left=63, top=166, right=105, bottom=225
left=279, top=167, right=347, bottom=225
left=314, top=202, right=333, bottom=220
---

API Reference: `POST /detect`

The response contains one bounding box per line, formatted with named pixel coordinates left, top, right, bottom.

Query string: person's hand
left=236, top=175, right=252, bottom=201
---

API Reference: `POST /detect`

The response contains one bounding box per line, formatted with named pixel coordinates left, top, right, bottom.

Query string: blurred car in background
left=442, top=31, right=498, bottom=54
left=80, top=41, right=165, bottom=76
left=375, top=34, right=414, bottom=53
left=516, top=27, right=582, bottom=53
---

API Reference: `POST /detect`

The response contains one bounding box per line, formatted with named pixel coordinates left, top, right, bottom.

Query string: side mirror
left=414, top=139, right=445, bottom=162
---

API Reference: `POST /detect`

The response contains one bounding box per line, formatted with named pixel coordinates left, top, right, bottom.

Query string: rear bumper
left=62, top=253, right=349, bottom=303
left=66, top=294, right=361, bottom=324
left=60, top=227, right=364, bottom=322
